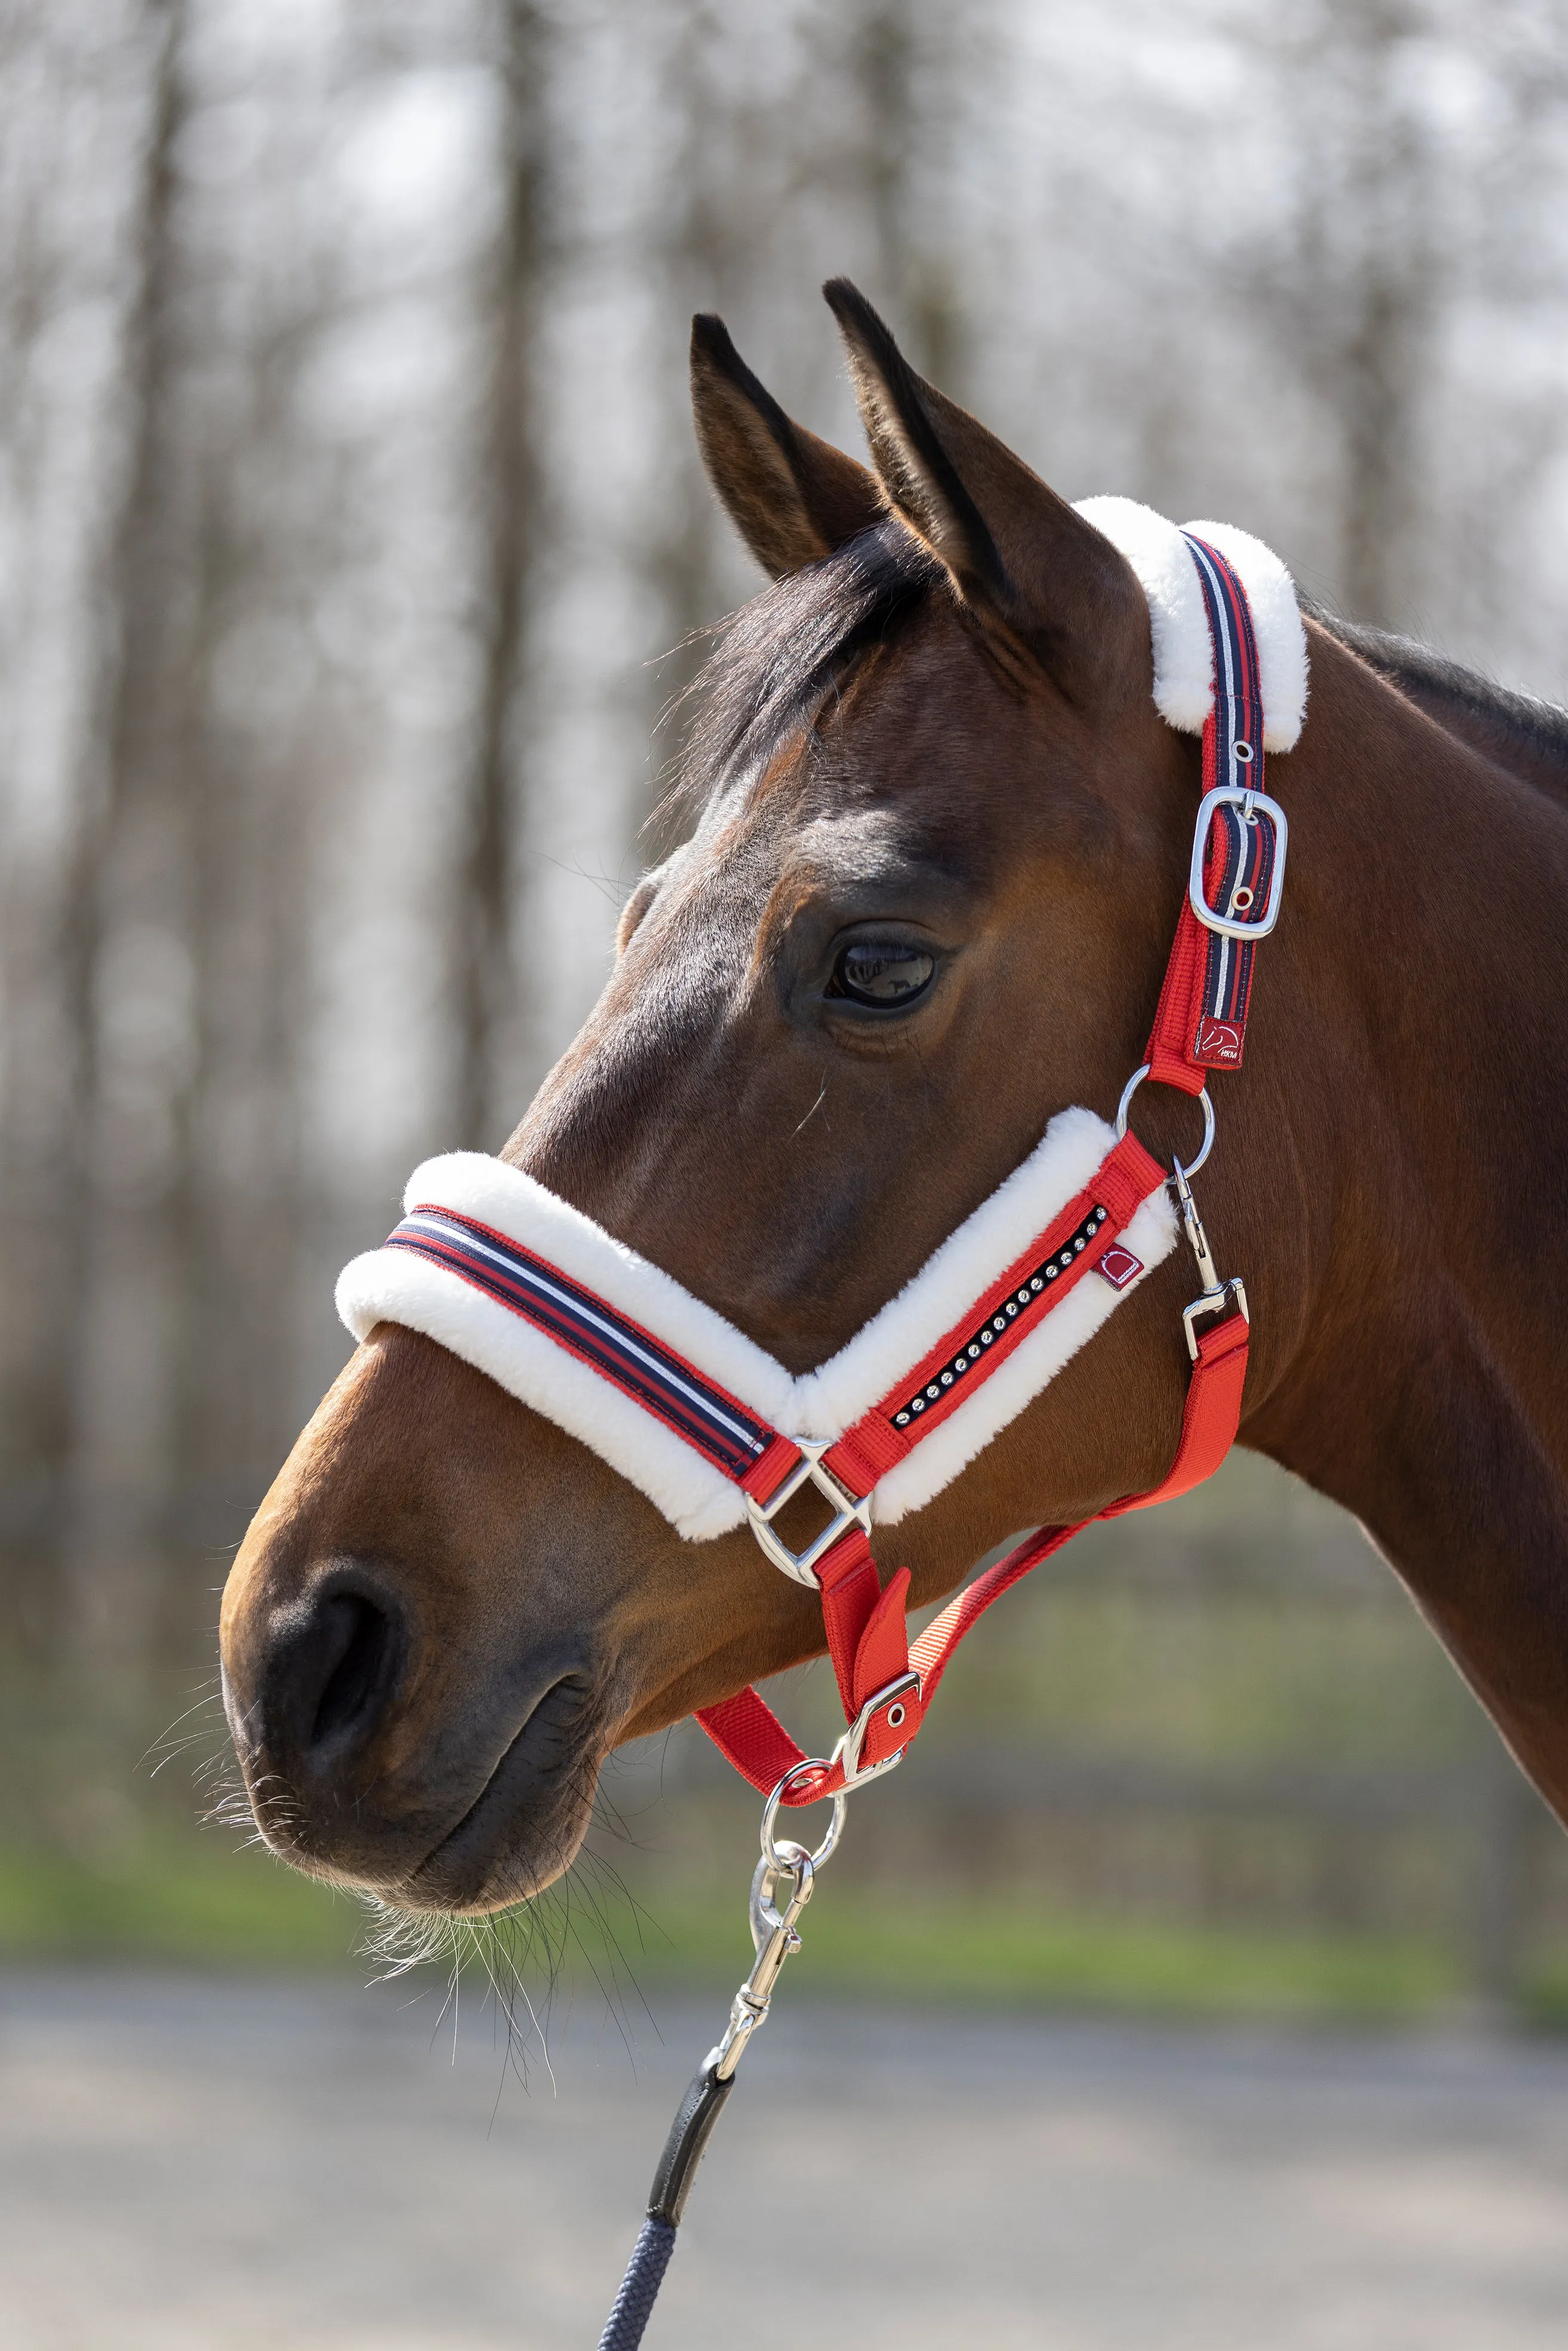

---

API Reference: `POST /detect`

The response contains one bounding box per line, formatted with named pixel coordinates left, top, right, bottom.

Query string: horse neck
left=1242, top=622, right=1568, bottom=1811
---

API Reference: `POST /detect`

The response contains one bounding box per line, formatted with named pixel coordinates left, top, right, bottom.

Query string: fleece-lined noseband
left=338, top=503, right=1306, bottom=1807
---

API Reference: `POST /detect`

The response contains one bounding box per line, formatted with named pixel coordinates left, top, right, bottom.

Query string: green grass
left=1518, top=1959, right=1568, bottom=2032
left=0, top=1837, right=1475, bottom=2021
left=0, top=1836, right=363, bottom=1969
left=589, top=1885, right=1463, bottom=2022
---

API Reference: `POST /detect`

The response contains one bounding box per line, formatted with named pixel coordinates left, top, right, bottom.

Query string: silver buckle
left=1188, top=785, right=1288, bottom=941
left=744, top=1440, right=873, bottom=1589
left=1171, top=1156, right=1260, bottom=1363
left=831, top=1669, right=921, bottom=1790
left=1171, top=1156, right=1249, bottom=1361
left=1183, top=1276, right=1250, bottom=1363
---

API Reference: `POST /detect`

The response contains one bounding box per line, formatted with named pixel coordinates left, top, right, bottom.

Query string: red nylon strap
left=1146, top=774, right=1233, bottom=1094
left=1105, top=1309, right=1249, bottom=1516
left=740, top=1433, right=804, bottom=1508
left=698, top=1683, right=820, bottom=1796
left=1148, top=715, right=1275, bottom=1089
left=696, top=1314, right=1250, bottom=1803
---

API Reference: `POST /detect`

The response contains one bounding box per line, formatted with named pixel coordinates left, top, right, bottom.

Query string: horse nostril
left=255, top=1584, right=402, bottom=1770
left=307, top=1593, right=396, bottom=1755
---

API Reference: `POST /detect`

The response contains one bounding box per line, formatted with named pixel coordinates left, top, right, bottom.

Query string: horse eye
left=828, top=942, right=936, bottom=1006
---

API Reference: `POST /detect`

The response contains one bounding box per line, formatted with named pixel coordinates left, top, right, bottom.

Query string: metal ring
left=1234, top=740, right=1255, bottom=763
left=761, top=1761, right=849, bottom=1874
left=1114, top=1064, right=1216, bottom=1178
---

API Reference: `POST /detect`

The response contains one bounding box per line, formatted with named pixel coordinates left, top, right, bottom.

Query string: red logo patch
left=1195, top=1020, right=1242, bottom=1063
left=1095, top=1244, right=1144, bottom=1291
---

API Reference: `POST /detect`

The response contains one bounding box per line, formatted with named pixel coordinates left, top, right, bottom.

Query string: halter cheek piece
left=337, top=506, right=1305, bottom=1826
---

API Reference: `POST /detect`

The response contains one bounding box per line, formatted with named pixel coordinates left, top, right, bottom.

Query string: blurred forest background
left=5, top=0, right=1568, bottom=2019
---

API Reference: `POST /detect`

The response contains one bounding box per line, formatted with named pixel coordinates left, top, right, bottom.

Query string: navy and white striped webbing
left=387, top=1208, right=778, bottom=1483
left=1182, top=531, right=1278, bottom=1060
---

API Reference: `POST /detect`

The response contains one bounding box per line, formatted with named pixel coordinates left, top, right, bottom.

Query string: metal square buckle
left=1188, top=786, right=1288, bottom=941
left=1182, top=1276, right=1250, bottom=1363
left=831, top=1669, right=921, bottom=1789
left=743, top=1440, right=873, bottom=1589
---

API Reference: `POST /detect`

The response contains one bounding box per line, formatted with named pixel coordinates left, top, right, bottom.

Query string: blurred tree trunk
left=1333, top=0, right=1432, bottom=629
left=856, top=2, right=913, bottom=316
left=854, top=3, right=960, bottom=394
left=1337, top=180, right=1431, bottom=626
left=57, top=0, right=195, bottom=1677
left=1261, top=0, right=1434, bottom=629
left=643, top=0, right=744, bottom=833
left=174, top=348, right=317, bottom=1640
left=454, top=0, right=547, bottom=1152
left=641, top=0, right=957, bottom=843
left=0, top=8, right=83, bottom=1652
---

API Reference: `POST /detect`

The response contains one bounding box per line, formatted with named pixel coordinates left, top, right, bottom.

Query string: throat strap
left=696, top=1308, right=1250, bottom=1803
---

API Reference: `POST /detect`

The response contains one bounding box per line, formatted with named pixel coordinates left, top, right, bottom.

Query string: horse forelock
left=663, top=516, right=942, bottom=828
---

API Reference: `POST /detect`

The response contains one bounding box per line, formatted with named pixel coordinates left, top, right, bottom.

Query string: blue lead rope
left=596, top=2215, right=676, bottom=2351
left=595, top=2059, right=737, bottom=2350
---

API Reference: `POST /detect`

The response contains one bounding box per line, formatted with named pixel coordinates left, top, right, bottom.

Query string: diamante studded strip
left=889, top=1204, right=1113, bottom=1430
left=820, top=1131, right=1169, bottom=1500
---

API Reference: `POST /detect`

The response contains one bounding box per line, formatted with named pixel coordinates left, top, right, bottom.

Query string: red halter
left=699, top=530, right=1281, bottom=1809
left=360, top=533, right=1285, bottom=1822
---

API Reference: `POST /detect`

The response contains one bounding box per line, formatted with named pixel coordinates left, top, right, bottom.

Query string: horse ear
left=823, top=278, right=1140, bottom=688
left=691, top=314, right=885, bottom=580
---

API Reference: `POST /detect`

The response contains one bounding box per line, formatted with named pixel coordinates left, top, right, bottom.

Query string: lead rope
left=590, top=1291, right=1243, bottom=2346
left=597, top=1773, right=841, bottom=2350
left=593, top=1329, right=1247, bottom=2350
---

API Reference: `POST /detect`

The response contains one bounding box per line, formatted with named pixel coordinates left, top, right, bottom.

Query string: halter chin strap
left=336, top=516, right=1303, bottom=1813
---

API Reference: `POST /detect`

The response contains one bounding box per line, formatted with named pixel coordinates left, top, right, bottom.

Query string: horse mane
left=672, top=535, right=1568, bottom=826
left=669, top=518, right=941, bottom=819
left=1313, top=607, right=1568, bottom=784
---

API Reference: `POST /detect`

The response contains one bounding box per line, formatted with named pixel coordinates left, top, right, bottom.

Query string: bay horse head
left=219, top=280, right=1568, bottom=1916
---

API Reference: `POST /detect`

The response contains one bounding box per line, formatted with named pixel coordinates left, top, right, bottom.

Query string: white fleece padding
left=1073, top=496, right=1308, bottom=752
left=335, top=1239, right=755, bottom=1542
left=335, top=1108, right=1177, bottom=1542
left=401, top=1152, right=795, bottom=1426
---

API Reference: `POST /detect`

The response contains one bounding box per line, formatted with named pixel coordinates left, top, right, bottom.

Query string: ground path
left=2, top=1971, right=1567, bottom=2347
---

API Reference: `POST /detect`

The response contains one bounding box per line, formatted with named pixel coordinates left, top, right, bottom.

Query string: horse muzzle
left=220, top=1551, right=605, bottom=1912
